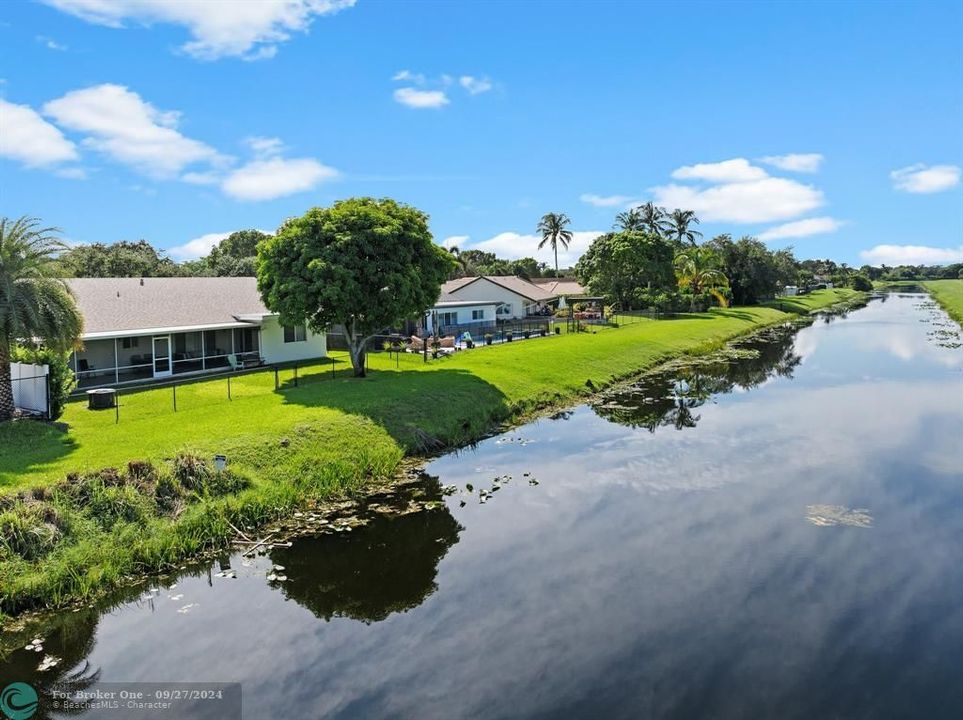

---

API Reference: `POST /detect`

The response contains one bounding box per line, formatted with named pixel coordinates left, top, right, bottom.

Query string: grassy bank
left=923, top=280, right=963, bottom=326
left=0, top=290, right=856, bottom=616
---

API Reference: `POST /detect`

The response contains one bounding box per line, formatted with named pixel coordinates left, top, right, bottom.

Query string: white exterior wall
left=447, top=279, right=532, bottom=318
left=426, top=303, right=498, bottom=332
left=259, top=316, right=327, bottom=364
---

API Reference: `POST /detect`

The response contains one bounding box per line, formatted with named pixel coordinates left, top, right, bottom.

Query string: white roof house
left=424, top=275, right=589, bottom=334
left=67, top=277, right=327, bottom=388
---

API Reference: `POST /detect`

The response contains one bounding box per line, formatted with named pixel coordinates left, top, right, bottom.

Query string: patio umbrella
left=558, top=296, right=567, bottom=309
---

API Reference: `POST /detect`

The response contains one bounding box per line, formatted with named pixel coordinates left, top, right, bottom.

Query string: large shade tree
left=574, top=231, right=676, bottom=309
left=0, top=217, right=83, bottom=420
left=257, top=198, right=453, bottom=377
left=536, top=212, right=573, bottom=277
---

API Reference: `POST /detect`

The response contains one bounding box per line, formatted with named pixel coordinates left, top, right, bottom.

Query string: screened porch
left=72, top=326, right=261, bottom=388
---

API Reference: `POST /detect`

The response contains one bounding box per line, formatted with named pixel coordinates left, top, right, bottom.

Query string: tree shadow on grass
left=278, top=367, right=512, bottom=454
left=0, top=421, right=78, bottom=488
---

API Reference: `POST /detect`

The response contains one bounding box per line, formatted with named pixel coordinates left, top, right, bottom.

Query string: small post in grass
left=331, top=357, right=335, bottom=379
left=274, top=366, right=279, bottom=391
left=172, top=384, right=177, bottom=412
left=294, top=364, right=299, bottom=387
left=115, top=390, right=119, bottom=424
left=228, top=376, right=232, bottom=401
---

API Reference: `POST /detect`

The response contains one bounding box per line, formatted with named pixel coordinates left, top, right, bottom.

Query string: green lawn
left=0, top=290, right=858, bottom=615
left=923, top=280, right=963, bottom=326
left=762, top=287, right=863, bottom=314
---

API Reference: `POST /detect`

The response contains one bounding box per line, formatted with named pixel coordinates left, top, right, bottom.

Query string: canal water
left=3, top=292, right=962, bottom=719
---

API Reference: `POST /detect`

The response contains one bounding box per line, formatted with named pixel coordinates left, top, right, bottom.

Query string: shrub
left=0, top=502, right=66, bottom=560
left=851, top=275, right=873, bottom=291
left=11, top=346, right=76, bottom=420
left=87, top=483, right=152, bottom=529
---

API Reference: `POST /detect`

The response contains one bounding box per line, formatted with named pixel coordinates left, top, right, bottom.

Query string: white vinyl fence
left=12, top=362, right=50, bottom=417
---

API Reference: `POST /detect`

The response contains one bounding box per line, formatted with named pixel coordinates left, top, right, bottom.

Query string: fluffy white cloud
left=459, top=75, right=492, bottom=95
left=859, top=244, right=963, bottom=266
left=670, top=158, right=768, bottom=183
left=221, top=156, right=337, bottom=201
left=167, top=231, right=230, bottom=260
left=42, top=0, right=355, bottom=60
left=441, top=235, right=469, bottom=250
left=758, top=216, right=843, bottom=241
left=758, top=153, right=823, bottom=173
left=652, top=177, right=824, bottom=223
left=393, top=87, right=449, bottom=109
left=471, top=230, right=604, bottom=267
left=43, top=83, right=223, bottom=178
left=890, top=164, right=960, bottom=194
left=579, top=193, right=634, bottom=208
left=0, top=98, right=79, bottom=167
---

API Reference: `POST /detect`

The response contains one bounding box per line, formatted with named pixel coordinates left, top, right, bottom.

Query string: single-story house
left=66, top=277, right=327, bottom=388
left=432, top=275, right=586, bottom=321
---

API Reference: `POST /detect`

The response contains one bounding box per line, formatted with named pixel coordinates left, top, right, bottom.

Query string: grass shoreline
left=0, top=289, right=864, bottom=620
left=922, top=280, right=963, bottom=326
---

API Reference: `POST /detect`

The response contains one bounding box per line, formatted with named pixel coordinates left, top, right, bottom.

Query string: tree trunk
left=344, top=321, right=369, bottom=378
left=0, top=342, right=14, bottom=422
left=554, top=245, right=559, bottom=277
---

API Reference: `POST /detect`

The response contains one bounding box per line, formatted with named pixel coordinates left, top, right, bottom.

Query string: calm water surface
left=3, top=293, right=963, bottom=719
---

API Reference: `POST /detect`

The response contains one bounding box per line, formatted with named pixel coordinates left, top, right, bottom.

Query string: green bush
left=11, top=346, right=76, bottom=420
left=0, top=502, right=66, bottom=561
left=851, top=275, right=873, bottom=291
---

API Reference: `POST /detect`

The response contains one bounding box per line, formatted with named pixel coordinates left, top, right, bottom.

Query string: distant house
left=67, top=277, right=327, bottom=388
left=424, top=276, right=588, bottom=334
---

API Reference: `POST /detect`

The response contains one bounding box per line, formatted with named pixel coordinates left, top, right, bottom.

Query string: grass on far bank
left=0, top=289, right=860, bottom=616
left=923, top=280, right=963, bottom=326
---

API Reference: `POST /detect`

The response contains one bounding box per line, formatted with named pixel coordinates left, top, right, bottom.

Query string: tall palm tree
left=637, top=202, right=671, bottom=237
left=673, top=246, right=730, bottom=308
left=613, top=208, right=645, bottom=232
left=668, top=209, right=702, bottom=246
left=0, top=216, right=83, bottom=420
left=537, top=212, right=573, bottom=277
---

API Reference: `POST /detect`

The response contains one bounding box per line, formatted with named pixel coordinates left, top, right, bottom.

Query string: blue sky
left=1, top=0, right=961, bottom=268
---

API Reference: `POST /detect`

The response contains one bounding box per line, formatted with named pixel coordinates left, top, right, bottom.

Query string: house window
left=472, top=309, right=485, bottom=320
left=496, top=303, right=512, bottom=316
left=283, top=324, right=307, bottom=343
left=438, top=311, right=458, bottom=326
left=121, top=337, right=139, bottom=349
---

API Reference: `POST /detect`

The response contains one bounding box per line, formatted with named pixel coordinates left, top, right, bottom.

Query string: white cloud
left=41, top=0, right=355, bottom=60
left=167, top=231, right=230, bottom=260
left=758, top=216, right=843, bottom=241
left=36, top=35, right=69, bottom=51
left=221, top=156, right=337, bottom=201
left=859, top=244, right=963, bottom=266
left=181, top=170, right=220, bottom=185
left=43, top=83, right=224, bottom=178
left=393, top=87, right=449, bottom=109
left=758, top=153, right=824, bottom=173
left=890, top=164, right=960, bottom=194
left=459, top=75, right=493, bottom=95
left=671, top=158, right=768, bottom=183
left=472, top=230, right=605, bottom=267
left=580, top=193, right=635, bottom=208
left=652, top=177, right=824, bottom=223
left=441, top=235, right=469, bottom=250
left=244, top=135, right=285, bottom=158
left=392, top=69, right=426, bottom=84
left=0, top=98, right=80, bottom=167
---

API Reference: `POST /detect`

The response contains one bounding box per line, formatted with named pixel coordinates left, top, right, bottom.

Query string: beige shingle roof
left=67, top=277, right=272, bottom=336
left=441, top=275, right=562, bottom=302
left=530, top=277, right=586, bottom=296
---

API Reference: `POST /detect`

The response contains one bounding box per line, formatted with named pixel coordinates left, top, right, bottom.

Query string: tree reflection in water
left=593, top=325, right=804, bottom=432
left=269, top=477, right=463, bottom=624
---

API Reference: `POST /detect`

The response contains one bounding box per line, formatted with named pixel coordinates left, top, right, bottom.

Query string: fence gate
left=11, top=362, right=50, bottom=417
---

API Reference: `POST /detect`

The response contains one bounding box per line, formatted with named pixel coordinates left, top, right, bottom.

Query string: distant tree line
left=55, top=230, right=271, bottom=278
